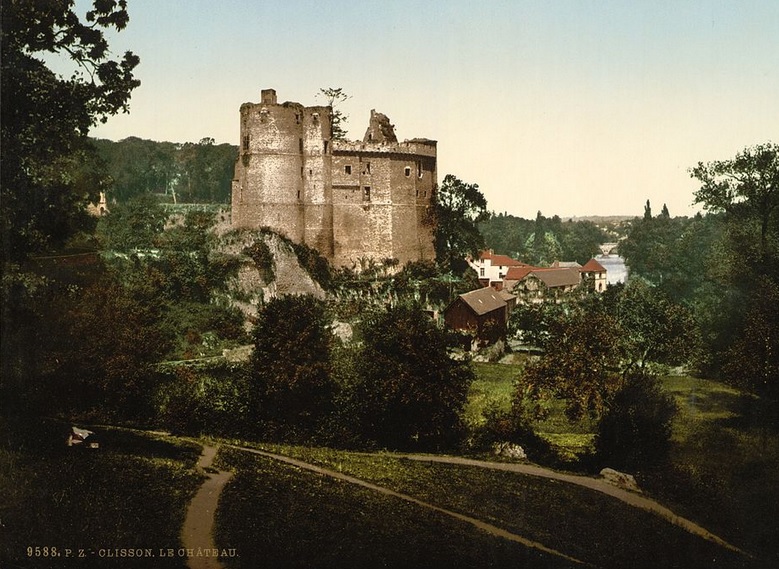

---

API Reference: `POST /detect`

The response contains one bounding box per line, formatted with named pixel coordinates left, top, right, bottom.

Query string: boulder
left=493, top=442, right=527, bottom=460
left=600, top=467, right=641, bottom=493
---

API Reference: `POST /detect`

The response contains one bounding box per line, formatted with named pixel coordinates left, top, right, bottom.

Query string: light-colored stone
left=600, top=467, right=641, bottom=493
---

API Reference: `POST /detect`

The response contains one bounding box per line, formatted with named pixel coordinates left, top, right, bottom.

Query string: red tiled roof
left=504, top=265, right=537, bottom=281
left=580, top=258, right=606, bottom=273
left=479, top=250, right=526, bottom=267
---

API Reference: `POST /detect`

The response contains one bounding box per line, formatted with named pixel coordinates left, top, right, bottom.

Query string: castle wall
left=232, top=90, right=436, bottom=268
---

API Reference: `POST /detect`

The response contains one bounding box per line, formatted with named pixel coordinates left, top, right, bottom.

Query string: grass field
left=214, top=444, right=752, bottom=569
left=469, top=363, right=779, bottom=565
left=0, top=417, right=203, bottom=568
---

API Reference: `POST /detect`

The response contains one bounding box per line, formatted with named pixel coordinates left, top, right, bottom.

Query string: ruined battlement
left=231, top=89, right=436, bottom=268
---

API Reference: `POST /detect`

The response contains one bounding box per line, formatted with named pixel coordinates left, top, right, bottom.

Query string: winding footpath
left=181, top=444, right=233, bottom=569
left=179, top=441, right=749, bottom=568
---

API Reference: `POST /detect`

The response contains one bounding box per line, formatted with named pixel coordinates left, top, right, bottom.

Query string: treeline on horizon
left=91, top=136, right=238, bottom=204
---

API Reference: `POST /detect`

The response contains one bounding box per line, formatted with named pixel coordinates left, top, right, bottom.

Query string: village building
left=580, top=258, right=608, bottom=292
left=469, top=250, right=608, bottom=302
left=468, top=250, right=530, bottom=289
left=231, top=89, right=436, bottom=268
left=443, top=286, right=515, bottom=343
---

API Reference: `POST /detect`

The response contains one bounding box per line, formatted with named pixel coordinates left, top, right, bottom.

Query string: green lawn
left=214, top=444, right=751, bottom=569
left=468, top=363, right=779, bottom=565
left=0, top=417, right=203, bottom=568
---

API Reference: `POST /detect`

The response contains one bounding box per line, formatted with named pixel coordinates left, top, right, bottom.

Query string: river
left=595, top=254, right=629, bottom=285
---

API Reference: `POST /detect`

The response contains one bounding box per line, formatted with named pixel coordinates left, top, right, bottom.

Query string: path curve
left=181, top=444, right=233, bottom=569
left=398, top=453, right=748, bottom=556
left=229, top=445, right=588, bottom=566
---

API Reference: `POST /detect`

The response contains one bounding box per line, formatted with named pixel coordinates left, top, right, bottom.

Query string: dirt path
left=398, top=453, right=748, bottom=556
left=181, top=444, right=233, bottom=569
left=229, top=444, right=588, bottom=566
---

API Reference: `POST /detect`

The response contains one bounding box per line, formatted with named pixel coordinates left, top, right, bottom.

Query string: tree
left=96, top=193, right=168, bottom=251
left=318, top=87, right=350, bottom=141
left=352, top=304, right=474, bottom=449
left=691, top=143, right=779, bottom=394
left=691, top=142, right=779, bottom=280
left=434, top=174, right=489, bottom=273
left=594, top=371, right=677, bottom=471
left=1, top=0, right=140, bottom=261
left=616, top=279, right=700, bottom=371
left=250, top=295, right=335, bottom=440
left=519, top=304, right=623, bottom=421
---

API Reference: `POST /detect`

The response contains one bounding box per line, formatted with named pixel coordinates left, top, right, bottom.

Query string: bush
left=349, top=304, right=474, bottom=451
left=249, top=295, right=336, bottom=442
left=595, top=372, right=677, bottom=471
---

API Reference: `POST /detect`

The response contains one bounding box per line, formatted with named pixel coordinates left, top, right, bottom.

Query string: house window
left=363, top=186, right=371, bottom=201
left=480, top=267, right=485, bottom=277
left=344, top=165, right=352, bottom=175
left=404, top=166, right=411, bottom=177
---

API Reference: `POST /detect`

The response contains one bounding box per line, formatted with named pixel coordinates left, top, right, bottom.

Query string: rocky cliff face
left=217, top=229, right=326, bottom=325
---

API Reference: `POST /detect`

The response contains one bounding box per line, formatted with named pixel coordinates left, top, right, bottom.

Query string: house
left=504, top=266, right=581, bottom=301
left=468, top=250, right=528, bottom=289
left=444, top=287, right=513, bottom=343
left=580, top=258, right=608, bottom=292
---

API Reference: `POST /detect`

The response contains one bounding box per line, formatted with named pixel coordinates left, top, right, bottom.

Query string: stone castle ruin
left=231, top=89, right=437, bottom=267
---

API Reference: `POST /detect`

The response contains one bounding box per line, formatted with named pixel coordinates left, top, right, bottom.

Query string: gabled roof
left=504, top=265, right=537, bottom=281
left=531, top=268, right=581, bottom=288
left=455, top=287, right=507, bottom=316
left=580, top=258, right=606, bottom=273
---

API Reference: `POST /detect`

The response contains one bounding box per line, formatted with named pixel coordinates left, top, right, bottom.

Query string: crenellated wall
left=232, top=89, right=436, bottom=268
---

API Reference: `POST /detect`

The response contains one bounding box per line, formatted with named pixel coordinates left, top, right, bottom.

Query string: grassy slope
left=0, top=417, right=203, bottom=568
left=469, top=363, right=779, bottom=564
left=215, top=445, right=751, bottom=569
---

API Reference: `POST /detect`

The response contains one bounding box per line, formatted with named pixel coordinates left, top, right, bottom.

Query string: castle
left=231, top=89, right=437, bottom=267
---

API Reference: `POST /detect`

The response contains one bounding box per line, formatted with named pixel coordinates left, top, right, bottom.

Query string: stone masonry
left=231, top=89, right=437, bottom=267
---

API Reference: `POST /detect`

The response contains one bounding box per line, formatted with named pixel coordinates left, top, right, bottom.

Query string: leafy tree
left=250, top=295, right=335, bottom=440
left=723, top=277, right=779, bottom=401
left=318, top=87, right=350, bottom=140
left=352, top=304, right=474, bottom=449
left=616, top=279, right=700, bottom=371
left=434, top=174, right=489, bottom=273
left=691, top=142, right=779, bottom=279
left=1, top=0, right=140, bottom=261
left=96, top=193, right=168, bottom=251
left=691, top=143, right=779, bottom=395
left=594, top=371, right=677, bottom=471
left=520, top=304, right=622, bottom=421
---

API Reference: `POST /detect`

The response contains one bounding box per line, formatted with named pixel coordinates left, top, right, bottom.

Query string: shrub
left=595, top=372, right=677, bottom=472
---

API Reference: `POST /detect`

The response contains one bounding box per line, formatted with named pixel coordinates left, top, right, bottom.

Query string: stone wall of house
left=232, top=89, right=436, bottom=268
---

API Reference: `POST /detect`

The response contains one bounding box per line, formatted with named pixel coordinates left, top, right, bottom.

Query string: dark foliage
left=250, top=295, right=336, bottom=441
left=595, top=372, right=677, bottom=471
left=350, top=304, right=474, bottom=450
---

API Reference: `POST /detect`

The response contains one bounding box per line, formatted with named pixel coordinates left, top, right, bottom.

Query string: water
left=596, top=254, right=628, bottom=285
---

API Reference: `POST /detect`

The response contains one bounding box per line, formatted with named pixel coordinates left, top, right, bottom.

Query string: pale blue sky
left=84, top=0, right=779, bottom=218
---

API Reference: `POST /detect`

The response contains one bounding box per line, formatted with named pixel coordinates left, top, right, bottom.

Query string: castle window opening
left=297, top=190, right=301, bottom=200
left=404, top=166, right=411, bottom=177
left=324, top=140, right=329, bottom=153
left=364, top=161, right=371, bottom=175
left=242, top=135, right=250, bottom=151
left=344, top=165, right=352, bottom=175
left=417, top=161, right=423, bottom=178
left=299, top=138, right=304, bottom=153
left=363, top=186, right=371, bottom=201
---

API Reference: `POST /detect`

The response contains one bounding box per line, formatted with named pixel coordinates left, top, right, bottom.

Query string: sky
left=78, top=0, right=779, bottom=219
